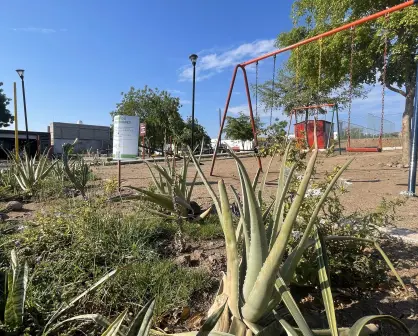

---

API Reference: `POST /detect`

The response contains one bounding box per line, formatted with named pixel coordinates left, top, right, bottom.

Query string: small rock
left=396, top=164, right=402, bottom=168
left=386, top=163, right=392, bottom=167
left=191, top=249, right=205, bottom=261
left=5, top=201, right=23, bottom=211
left=403, top=164, right=410, bottom=168
left=0, top=213, right=9, bottom=222
left=175, top=255, right=191, bottom=266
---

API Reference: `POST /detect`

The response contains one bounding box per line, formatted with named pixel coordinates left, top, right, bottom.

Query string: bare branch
left=386, top=84, right=406, bottom=97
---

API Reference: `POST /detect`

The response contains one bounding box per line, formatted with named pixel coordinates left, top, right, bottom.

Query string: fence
left=336, top=117, right=401, bottom=150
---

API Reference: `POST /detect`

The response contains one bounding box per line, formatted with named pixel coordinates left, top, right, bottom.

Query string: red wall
left=294, top=120, right=332, bottom=149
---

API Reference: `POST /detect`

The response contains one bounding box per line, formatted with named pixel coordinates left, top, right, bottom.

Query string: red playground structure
left=209, top=0, right=415, bottom=176
left=295, top=120, right=333, bottom=150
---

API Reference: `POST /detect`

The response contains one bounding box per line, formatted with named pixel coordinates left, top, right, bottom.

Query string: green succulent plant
left=62, top=139, right=91, bottom=198
left=114, top=142, right=211, bottom=221
left=187, top=133, right=412, bottom=335
left=7, top=149, right=56, bottom=195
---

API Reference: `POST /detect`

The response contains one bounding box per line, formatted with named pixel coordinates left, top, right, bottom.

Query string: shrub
left=0, top=197, right=213, bottom=334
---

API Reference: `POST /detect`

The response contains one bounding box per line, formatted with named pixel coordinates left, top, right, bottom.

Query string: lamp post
left=189, top=54, right=198, bottom=151
left=16, top=69, right=29, bottom=146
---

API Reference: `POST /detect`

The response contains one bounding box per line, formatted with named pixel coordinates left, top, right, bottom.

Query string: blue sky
left=1, top=0, right=405, bottom=138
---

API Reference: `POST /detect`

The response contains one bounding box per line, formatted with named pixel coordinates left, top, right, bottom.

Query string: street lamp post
left=189, top=54, right=198, bottom=151
left=16, top=69, right=29, bottom=146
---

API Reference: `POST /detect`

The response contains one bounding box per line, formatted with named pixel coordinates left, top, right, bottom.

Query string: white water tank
left=76, top=120, right=83, bottom=124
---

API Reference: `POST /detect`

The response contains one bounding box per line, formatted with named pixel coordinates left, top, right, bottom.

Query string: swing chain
left=318, top=38, right=323, bottom=96
left=347, top=26, right=355, bottom=143
left=270, top=55, right=277, bottom=126
left=255, top=61, right=259, bottom=120
left=380, top=13, right=389, bottom=144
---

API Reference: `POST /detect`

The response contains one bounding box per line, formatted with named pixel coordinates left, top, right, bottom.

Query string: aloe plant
left=62, top=139, right=91, bottom=198
left=114, top=142, right=211, bottom=221
left=48, top=297, right=228, bottom=336
left=0, top=250, right=28, bottom=333
left=8, top=149, right=56, bottom=194
left=188, top=133, right=412, bottom=335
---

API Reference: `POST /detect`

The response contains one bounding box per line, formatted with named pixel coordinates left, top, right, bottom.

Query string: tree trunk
left=401, top=93, right=415, bottom=166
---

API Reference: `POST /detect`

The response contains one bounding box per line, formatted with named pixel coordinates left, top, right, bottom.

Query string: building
left=0, top=129, right=50, bottom=159
left=50, top=122, right=111, bottom=154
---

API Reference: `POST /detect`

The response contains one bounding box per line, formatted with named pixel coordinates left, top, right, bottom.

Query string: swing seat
left=346, top=147, right=382, bottom=153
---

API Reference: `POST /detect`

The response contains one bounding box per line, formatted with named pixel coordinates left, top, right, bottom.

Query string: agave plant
left=9, top=149, right=57, bottom=194
left=115, top=142, right=211, bottom=221
left=62, top=139, right=91, bottom=199
left=0, top=250, right=28, bottom=333
left=187, top=136, right=413, bottom=335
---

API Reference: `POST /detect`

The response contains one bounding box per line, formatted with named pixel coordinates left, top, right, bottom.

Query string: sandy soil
left=94, top=150, right=418, bottom=230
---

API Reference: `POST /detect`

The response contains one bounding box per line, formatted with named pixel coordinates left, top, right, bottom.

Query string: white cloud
left=12, top=27, right=61, bottom=33
left=167, top=89, right=185, bottom=95
left=180, top=99, right=192, bottom=105
left=178, top=39, right=276, bottom=82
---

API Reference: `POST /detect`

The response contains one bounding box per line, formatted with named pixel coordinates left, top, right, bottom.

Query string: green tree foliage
left=110, top=86, right=185, bottom=152
left=111, top=86, right=210, bottom=152
left=274, top=0, right=417, bottom=163
left=224, top=112, right=262, bottom=148
left=177, top=117, right=211, bottom=149
left=0, top=82, right=14, bottom=128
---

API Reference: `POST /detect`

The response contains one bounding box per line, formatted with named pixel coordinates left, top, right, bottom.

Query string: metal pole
left=20, top=78, right=29, bottom=144
left=191, top=63, right=196, bottom=151
left=210, top=65, right=239, bottom=176
left=336, top=105, right=342, bottom=155
left=327, top=106, right=335, bottom=149
left=407, top=59, right=418, bottom=195
left=118, top=160, right=121, bottom=192
left=241, top=65, right=262, bottom=171
left=13, top=82, right=19, bottom=160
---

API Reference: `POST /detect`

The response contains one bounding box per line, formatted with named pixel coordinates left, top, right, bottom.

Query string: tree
left=177, top=117, right=211, bottom=150
left=111, top=86, right=184, bottom=153
left=224, top=112, right=262, bottom=149
left=275, top=0, right=417, bottom=164
left=0, top=82, right=13, bottom=128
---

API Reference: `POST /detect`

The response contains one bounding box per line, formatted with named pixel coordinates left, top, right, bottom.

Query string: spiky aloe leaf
left=126, top=186, right=176, bottom=211
left=348, top=315, right=411, bottom=336
left=242, top=143, right=318, bottom=322
left=230, top=185, right=247, bottom=244
left=218, top=180, right=240, bottom=319
left=102, top=310, right=127, bottom=336
left=186, top=141, right=205, bottom=203
left=4, top=250, right=28, bottom=329
left=281, top=158, right=354, bottom=283
left=314, top=227, right=338, bottom=336
left=275, top=277, right=313, bottom=336
left=188, top=147, right=221, bottom=218
left=128, top=299, right=155, bottom=336
left=278, top=319, right=299, bottom=336
left=258, top=154, right=275, bottom=206
left=228, top=316, right=247, bottom=336
left=44, top=269, right=117, bottom=333
left=44, top=314, right=115, bottom=335
left=197, top=301, right=227, bottom=336
left=236, top=168, right=250, bottom=261
left=284, top=236, right=406, bottom=291
left=227, top=149, right=268, bottom=302
left=252, top=167, right=262, bottom=192
left=0, top=271, right=7, bottom=322
left=144, top=162, right=165, bottom=194
left=267, top=164, right=296, bottom=249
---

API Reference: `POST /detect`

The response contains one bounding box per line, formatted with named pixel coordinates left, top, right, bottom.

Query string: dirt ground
left=94, top=149, right=418, bottom=230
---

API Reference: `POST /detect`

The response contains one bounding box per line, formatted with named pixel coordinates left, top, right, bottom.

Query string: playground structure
left=210, top=0, right=416, bottom=176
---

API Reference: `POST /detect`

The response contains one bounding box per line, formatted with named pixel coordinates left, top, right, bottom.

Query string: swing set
left=210, top=0, right=416, bottom=176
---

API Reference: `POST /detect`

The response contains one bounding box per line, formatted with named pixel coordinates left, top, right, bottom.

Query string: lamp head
left=189, top=54, right=198, bottom=66
left=16, top=69, right=25, bottom=79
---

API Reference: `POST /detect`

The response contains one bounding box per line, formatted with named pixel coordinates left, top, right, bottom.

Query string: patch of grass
left=0, top=197, right=214, bottom=331
left=182, top=216, right=224, bottom=240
